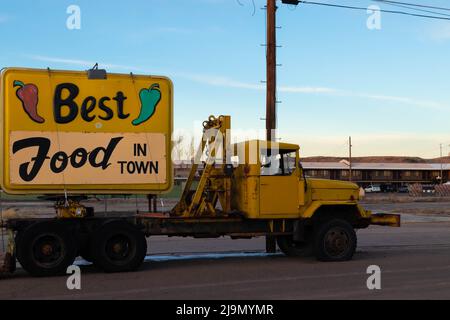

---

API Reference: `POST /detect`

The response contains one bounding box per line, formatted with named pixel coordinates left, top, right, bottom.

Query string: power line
left=299, top=1, right=450, bottom=21
left=236, top=0, right=256, bottom=16
left=372, top=0, right=450, bottom=12
left=373, top=1, right=450, bottom=18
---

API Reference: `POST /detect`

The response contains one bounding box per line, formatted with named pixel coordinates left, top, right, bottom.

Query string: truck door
left=260, top=151, right=300, bottom=216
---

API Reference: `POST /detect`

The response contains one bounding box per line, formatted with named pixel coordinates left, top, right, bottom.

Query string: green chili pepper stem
left=13, top=80, right=25, bottom=88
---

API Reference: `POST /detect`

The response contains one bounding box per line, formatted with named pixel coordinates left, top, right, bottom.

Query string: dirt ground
left=0, top=193, right=449, bottom=220
left=361, top=193, right=450, bottom=204
left=361, top=194, right=450, bottom=215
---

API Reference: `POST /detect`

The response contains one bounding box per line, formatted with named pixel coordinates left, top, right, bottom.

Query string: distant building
left=302, top=162, right=450, bottom=187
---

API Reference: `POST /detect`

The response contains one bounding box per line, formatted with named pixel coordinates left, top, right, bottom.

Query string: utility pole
left=440, top=143, right=444, bottom=185
left=266, top=0, right=277, bottom=142
left=263, top=0, right=299, bottom=253
left=349, top=136, right=353, bottom=182
left=265, top=0, right=277, bottom=254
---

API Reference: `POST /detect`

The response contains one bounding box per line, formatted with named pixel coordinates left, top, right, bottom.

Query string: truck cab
left=231, top=140, right=366, bottom=221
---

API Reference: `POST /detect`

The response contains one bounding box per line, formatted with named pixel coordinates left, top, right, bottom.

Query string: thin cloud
left=181, top=74, right=264, bottom=90
left=155, top=27, right=194, bottom=34
left=185, top=74, right=446, bottom=110
left=296, top=132, right=450, bottom=142
left=25, top=55, right=142, bottom=72
left=355, top=93, right=444, bottom=110
left=25, top=54, right=448, bottom=111
left=429, top=23, right=450, bottom=42
left=182, top=74, right=338, bottom=93
left=279, top=86, right=338, bottom=94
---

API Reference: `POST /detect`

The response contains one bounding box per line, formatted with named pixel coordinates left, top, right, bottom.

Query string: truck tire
left=16, top=222, right=77, bottom=277
left=91, top=220, right=147, bottom=273
left=314, top=219, right=357, bottom=262
left=277, top=229, right=314, bottom=257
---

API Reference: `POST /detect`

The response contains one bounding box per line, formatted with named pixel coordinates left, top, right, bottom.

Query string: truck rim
left=323, top=227, right=350, bottom=258
left=105, top=235, right=133, bottom=262
left=31, top=234, right=66, bottom=268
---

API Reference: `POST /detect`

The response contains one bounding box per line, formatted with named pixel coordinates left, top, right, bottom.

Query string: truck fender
left=302, top=201, right=371, bottom=221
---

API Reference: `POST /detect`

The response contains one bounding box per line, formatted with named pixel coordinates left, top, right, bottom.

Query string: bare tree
left=185, top=137, right=195, bottom=165
left=173, top=134, right=184, bottom=164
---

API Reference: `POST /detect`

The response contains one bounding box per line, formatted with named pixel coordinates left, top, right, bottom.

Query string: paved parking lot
left=2, top=211, right=450, bottom=299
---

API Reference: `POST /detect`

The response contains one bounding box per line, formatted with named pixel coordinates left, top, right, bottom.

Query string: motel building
left=301, top=161, right=450, bottom=190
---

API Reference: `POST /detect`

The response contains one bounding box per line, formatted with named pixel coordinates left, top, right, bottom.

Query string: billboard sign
left=1, top=68, right=173, bottom=194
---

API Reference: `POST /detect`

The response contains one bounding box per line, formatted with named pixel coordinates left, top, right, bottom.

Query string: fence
left=436, top=184, right=450, bottom=197
left=409, top=183, right=450, bottom=197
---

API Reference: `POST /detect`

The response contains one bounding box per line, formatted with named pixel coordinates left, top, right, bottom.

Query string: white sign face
left=10, top=132, right=167, bottom=185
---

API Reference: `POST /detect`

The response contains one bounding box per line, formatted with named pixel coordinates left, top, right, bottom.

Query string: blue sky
left=1, top=0, right=449, bottom=158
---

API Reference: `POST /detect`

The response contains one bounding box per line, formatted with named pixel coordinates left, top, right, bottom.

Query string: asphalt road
left=2, top=214, right=450, bottom=300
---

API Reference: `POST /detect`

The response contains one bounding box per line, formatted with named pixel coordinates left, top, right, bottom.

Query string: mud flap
left=0, top=230, right=16, bottom=275
left=0, top=253, right=16, bottom=274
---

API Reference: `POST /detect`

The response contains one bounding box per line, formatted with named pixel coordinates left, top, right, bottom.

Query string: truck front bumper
left=370, top=213, right=401, bottom=227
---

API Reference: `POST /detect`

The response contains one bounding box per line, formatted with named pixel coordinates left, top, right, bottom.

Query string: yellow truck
left=0, top=68, right=399, bottom=277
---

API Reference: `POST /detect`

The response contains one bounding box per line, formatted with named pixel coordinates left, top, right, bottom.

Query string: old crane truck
left=0, top=68, right=400, bottom=277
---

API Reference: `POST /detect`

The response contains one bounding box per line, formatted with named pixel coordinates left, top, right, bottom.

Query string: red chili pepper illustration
left=14, top=80, right=45, bottom=124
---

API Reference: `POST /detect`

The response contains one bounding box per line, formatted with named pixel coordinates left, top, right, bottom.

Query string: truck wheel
left=277, top=230, right=313, bottom=257
left=91, top=221, right=147, bottom=273
left=16, top=222, right=77, bottom=277
left=314, top=219, right=357, bottom=262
